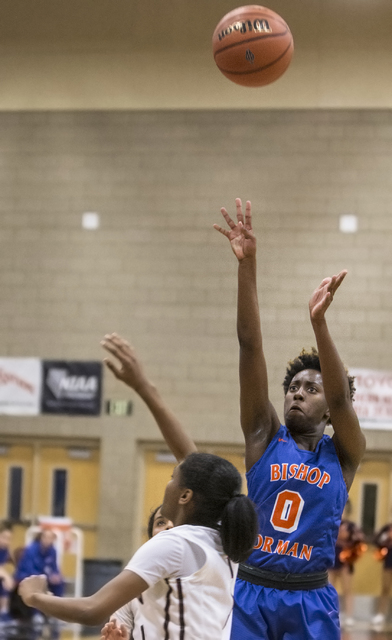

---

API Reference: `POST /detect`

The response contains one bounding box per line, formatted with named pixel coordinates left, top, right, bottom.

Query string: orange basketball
left=212, top=5, right=294, bottom=87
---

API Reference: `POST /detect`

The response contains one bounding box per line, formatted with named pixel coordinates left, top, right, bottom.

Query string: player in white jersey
left=98, top=335, right=240, bottom=640
left=18, top=452, right=258, bottom=640
left=101, top=505, right=173, bottom=640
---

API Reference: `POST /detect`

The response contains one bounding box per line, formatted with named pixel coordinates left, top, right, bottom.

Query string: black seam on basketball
left=216, top=40, right=293, bottom=76
left=214, top=29, right=290, bottom=58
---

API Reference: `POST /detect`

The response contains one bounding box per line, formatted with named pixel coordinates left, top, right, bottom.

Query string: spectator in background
left=371, top=522, right=392, bottom=631
left=14, top=529, right=64, bottom=623
left=0, top=522, right=14, bottom=624
left=328, top=507, right=367, bottom=630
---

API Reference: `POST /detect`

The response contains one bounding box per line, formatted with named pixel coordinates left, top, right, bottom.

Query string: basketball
left=212, top=5, right=294, bottom=87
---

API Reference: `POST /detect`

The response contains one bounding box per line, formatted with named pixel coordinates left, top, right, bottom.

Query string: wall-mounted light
left=339, top=214, right=358, bottom=233
left=82, top=212, right=100, bottom=230
left=67, top=448, right=92, bottom=460
left=155, top=451, right=177, bottom=463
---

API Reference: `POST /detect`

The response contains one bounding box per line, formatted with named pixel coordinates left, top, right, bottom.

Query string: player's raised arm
left=101, top=334, right=197, bottom=462
left=309, top=272, right=366, bottom=489
left=214, top=199, right=280, bottom=470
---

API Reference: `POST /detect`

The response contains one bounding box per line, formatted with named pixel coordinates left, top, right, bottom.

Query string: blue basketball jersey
left=246, top=424, right=348, bottom=573
left=0, top=548, right=11, bottom=565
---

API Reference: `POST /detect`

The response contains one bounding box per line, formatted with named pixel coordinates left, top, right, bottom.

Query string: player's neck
left=291, top=431, right=323, bottom=451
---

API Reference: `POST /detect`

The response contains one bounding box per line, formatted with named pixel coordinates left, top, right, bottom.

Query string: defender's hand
left=19, top=575, right=48, bottom=606
left=101, top=334, right=148, bottom=393
left=101, top=620, right=130, bottom=640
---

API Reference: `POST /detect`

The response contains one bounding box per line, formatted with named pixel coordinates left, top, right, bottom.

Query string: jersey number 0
left=270, top=490, right=304, bottom=533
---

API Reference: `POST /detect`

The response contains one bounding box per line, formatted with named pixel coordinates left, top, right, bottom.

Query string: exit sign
left=106, top=400, right=133, bottom=416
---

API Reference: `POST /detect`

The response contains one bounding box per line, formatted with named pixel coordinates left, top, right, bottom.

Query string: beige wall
left=0, top=0, right=391, bottom=110
left=0, top=109, right=391, bottom=562
left=0, top=0, right=391, bottom=566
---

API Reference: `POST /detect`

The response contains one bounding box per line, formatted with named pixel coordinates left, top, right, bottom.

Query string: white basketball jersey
left=128, top=525, right=237, bottom=640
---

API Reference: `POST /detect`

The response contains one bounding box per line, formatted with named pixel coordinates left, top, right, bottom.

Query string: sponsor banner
left=0, top=358, right=42, bottom=415
left=41, top=361, right=102, bottom=416
left=351, top=368, right=392, bottom=430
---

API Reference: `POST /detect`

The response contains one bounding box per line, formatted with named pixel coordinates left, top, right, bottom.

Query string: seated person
left=0, top=522, right=14, bottom=623
left=15, top=529, right=64, bottom=598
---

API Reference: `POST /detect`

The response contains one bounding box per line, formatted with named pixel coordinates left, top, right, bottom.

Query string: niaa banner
left=0, top=358, right=42, bottom=415
left=351, top=368, right=392, bottom=430
left=41, top=360, right=102, bottom=415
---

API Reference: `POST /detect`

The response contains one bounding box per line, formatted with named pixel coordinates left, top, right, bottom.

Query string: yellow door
left=36, top=445, right=100, bottom=565
left=142, top=450, right=177, bottom=542
left=0, top=441, right=100, bottom=580
left=0, top=444, right=34, bottom=550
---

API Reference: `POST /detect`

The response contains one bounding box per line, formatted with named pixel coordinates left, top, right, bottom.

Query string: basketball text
left=253, top=534, right=313, bottom=561
left=217, top=19, right=272, bottom=42
left=270, top=463, right=331, bottom=489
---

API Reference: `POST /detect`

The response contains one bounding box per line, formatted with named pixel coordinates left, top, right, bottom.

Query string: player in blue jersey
left=213, top=198, right=366, bottom=640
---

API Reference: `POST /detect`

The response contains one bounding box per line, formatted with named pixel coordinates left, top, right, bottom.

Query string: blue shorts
left=230, top=578, right=340, bottom=640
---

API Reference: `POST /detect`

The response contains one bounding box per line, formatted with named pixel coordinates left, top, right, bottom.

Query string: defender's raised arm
left=101, top=333, right=197, bottom=462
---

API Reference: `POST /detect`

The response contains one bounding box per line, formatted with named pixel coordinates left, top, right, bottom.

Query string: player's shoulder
left=246, top=424, right=287, bottom=475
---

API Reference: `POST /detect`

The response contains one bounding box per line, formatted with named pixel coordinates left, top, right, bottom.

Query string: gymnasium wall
left=0, top=0, right=392, bottom=564
left=0, top=0, right=391, bottom=110
left=0, top=109, right=391, bottom=562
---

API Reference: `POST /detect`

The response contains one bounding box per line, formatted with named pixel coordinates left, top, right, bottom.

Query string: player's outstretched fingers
left=213, top=223, right=231, bottom=238
left=101, top=338, right=120, bottom=359
left=239, top=221, right=252, bottom=239
left=103, top=358, right=122, bottom=379
left=119, top=624, right=129, bottom=639
left=220, top=206, right=237, bottom=229
left=318, top=277, right=332, bottom=288
left=102, top=336, right=133, bottom=363
left=235, top=198, right=244, bottom=224
left=327, top=271, right=347, bottom=300
left=109, top=333, right=131, bottom=350
left=333, top=270, right=348, bottom=292
left=244, top=200, right=252, bottom=230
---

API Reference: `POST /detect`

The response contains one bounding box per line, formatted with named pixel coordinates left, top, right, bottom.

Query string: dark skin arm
left=101, top=333, right=197, bottom=463
left=309, top=273, right=366, bottom=489
left=214, top=199, right=280, bottom=471
left=19, top=571, right=148, bottom=626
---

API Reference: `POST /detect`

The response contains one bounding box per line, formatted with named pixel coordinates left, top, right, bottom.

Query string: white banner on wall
left=351, top=368, right=392, bottom=430
left=0, top=358, right=42, bottom=415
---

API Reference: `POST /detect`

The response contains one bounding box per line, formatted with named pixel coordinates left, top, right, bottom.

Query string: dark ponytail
left=220, top=494, right=259, bottom=563
left=179, top=452, right=258, bottom=563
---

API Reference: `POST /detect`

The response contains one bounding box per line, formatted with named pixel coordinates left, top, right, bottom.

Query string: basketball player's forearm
left=311, top=318, right=351, bottom=406
left=237, top=257, right=263, bottom=348
left=136, top=380, right=197, bottom=461
left=28, top=593, right=106, bottom=625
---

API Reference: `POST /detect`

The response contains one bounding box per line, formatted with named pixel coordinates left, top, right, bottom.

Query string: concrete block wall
left=0, top=109, right=391, bottom=559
